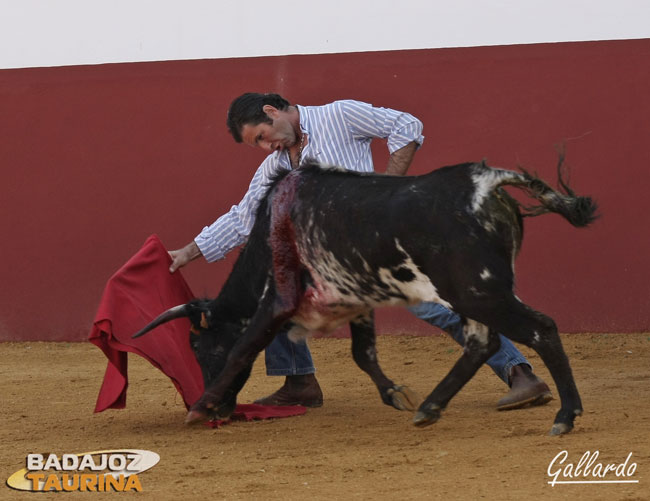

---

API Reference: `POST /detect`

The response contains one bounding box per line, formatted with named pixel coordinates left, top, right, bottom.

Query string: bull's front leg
left=350, top=313, right=420, bottom=412
left=186, top=285, right=294, bottom=424
left=191, top=332, right=254, bottom=420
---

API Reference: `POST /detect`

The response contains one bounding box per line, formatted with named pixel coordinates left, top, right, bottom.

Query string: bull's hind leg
left=481, top=298, right=583, bottom=435
left=413, top=319, right=501, bottom=426
left=350, top=313, right=420, bottom=411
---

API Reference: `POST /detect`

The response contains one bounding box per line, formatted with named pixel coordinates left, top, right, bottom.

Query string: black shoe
left=497, top=364, right=553, bottom=411
left=254, top=374, right=323, bottom=407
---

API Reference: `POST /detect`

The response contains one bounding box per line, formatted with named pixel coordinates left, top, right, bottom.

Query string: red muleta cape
left=89, top=234, right=305, bottom=425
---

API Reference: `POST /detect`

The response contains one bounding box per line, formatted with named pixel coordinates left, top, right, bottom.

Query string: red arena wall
left=1, top=39, right=648, bottom=341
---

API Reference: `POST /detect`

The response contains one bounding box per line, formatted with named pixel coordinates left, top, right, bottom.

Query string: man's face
left=240, top=105, right=297, bottom=153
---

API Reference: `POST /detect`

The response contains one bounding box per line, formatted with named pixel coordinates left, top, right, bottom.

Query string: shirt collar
left=296, top=104, right=310, bottom=136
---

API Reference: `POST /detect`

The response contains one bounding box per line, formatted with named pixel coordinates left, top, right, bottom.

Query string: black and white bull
left=134, top=157, right=597, bottom=435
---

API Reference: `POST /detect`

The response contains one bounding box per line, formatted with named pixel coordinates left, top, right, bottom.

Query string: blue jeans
left=264, top=328, right=316, bottom=376
left=264, top=302, right=530, bottom=383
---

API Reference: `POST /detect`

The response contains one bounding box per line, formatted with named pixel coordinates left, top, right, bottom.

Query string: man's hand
left=386, top=141, right=418, bottom=176
left=168, top=241, right=202, bottom=273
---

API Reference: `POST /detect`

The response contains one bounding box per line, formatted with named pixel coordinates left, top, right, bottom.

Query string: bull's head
left=132, top=299, right=252, bottom=420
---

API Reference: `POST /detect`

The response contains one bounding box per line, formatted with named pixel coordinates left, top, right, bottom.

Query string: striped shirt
left=195, top=99, right=425, bottom=262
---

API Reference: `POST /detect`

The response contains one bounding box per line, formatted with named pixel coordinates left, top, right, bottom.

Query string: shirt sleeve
left=338, top=100, right=425, bottom=153
left=194, top=154, right=286, bottom=262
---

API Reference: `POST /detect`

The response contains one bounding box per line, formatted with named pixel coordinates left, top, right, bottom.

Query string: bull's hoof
left=185, top=398, right=235, bottom=425
left=549, top=422, right=573, bottom=436
left=184, top=409, right=210, bottom=425
left=387, top=385, right=421, bottom=412
left=413, top=403, right=442, bottom=427
left=549, top=407, right=581, bottom=435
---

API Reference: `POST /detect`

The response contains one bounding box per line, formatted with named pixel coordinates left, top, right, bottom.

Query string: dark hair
left=226, top=93, right=291, bottom=142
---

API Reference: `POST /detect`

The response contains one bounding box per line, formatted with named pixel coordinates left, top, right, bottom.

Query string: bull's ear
left=186, top=301, right=213, bottom=334
left=190, top=312, right=209, bottom=335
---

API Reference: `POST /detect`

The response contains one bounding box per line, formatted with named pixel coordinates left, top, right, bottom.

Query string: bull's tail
left=489, top=151, right=599, bottom=228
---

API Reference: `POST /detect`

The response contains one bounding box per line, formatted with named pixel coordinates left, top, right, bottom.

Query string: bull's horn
left=132, top=304, right=190, bottom=338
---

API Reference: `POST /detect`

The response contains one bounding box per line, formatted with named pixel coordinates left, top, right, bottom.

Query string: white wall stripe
left=1, top=0, right=649, bottom=69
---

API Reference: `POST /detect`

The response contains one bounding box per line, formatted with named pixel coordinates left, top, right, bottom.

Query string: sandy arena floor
left=1, top=332, right=648, bottom=500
